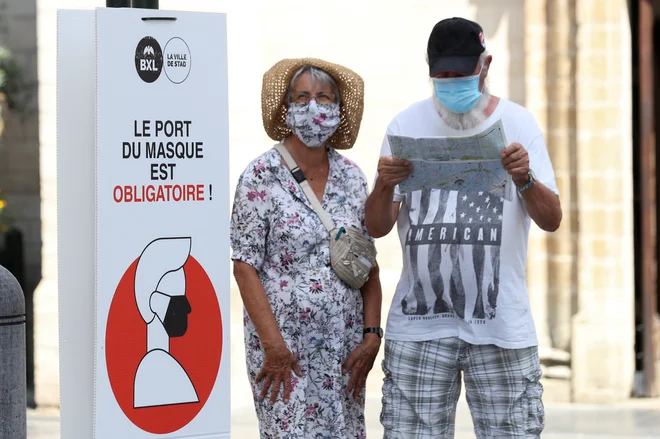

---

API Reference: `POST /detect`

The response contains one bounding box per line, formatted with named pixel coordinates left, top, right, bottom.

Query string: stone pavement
left=26, top=397, right=660, bottom=438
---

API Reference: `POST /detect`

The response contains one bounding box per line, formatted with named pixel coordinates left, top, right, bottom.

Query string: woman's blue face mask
left=432, top=66, right=484, bottom=114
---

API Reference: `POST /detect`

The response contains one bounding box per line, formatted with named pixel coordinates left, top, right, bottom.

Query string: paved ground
left=25, top=283, right=660, bottom=438
left=26, top=397, right=660, bottom=439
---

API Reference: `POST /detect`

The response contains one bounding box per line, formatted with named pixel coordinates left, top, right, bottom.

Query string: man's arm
left=365, top=156, right=411, bottom=238
left=519, top=181, right=562, bottom=232
left=366, top=179, right=402, bottom=238
left=501, top=141, right=562, bottom=232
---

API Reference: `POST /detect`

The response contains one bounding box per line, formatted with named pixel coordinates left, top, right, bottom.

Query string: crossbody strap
left=274, top=144, right=335, bottom=232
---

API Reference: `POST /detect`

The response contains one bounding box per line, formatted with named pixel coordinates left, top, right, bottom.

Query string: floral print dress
left=230, top=145, right=372, bottom=439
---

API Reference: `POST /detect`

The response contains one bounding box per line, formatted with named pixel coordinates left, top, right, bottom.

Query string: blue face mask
left=432, top=69, right=483, bottom=114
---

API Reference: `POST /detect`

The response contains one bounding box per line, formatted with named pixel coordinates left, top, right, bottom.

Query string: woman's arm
left=343, top=264, right=383, bottom=400
left=360, top=264, right=382, bottom=337
left=233, top=260, right=302, bottom=404
left=233, top=260, right=285, bottom=347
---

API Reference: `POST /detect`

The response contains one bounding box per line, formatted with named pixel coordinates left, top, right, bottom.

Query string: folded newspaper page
left=388, top=120, right=514, bottom=201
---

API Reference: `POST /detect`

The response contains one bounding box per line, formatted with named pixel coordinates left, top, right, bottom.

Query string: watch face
left=529, top=170, right=537, bottom=182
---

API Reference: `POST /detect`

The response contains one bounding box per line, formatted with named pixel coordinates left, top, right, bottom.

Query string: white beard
left=433, top=85, right=491, bottom=131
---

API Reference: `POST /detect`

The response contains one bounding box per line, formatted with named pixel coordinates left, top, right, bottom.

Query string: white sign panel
left=94, top=7, right=230, bottom=438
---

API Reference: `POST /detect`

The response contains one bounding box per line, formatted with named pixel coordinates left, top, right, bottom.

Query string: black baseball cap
left=427, top=17, right=486, bottom=77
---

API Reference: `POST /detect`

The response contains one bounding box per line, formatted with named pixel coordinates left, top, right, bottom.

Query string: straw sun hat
left=261, top=58, right=365, bottom=150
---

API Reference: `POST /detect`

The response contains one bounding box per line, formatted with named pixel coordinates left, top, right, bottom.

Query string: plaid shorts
left=380, top=337, right=545, bottom=438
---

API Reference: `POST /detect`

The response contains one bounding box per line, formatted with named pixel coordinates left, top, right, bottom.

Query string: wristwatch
left=517, top=170, right=537, bottom=192
left=363, top=327, right=384, bottom=338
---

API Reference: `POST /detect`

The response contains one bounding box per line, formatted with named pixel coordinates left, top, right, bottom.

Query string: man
left=366, top=17, right=562, bottom=439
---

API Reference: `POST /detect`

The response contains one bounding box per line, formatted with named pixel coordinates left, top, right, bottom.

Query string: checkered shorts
left=380, top=337, right=545, bottom=438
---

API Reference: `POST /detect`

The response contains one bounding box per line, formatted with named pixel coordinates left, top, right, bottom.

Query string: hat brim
left=261, top=58, right=364, bottom=150
left=429, top=55, right=480, bottom=77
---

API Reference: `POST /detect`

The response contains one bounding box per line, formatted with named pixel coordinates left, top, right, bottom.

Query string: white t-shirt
left=377, top=97, right=559, bottom=349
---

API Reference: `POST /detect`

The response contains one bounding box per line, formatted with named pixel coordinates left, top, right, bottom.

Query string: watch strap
left=363, top=327, right=383, bottom=338
left=517, top=171, right=536, bottom=192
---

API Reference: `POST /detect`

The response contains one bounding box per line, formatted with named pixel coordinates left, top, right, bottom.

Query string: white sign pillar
left=57, top=7, right=230, bottom=438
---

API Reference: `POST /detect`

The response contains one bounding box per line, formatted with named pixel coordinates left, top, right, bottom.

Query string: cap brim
left=430, top=55, right=480, bottom=77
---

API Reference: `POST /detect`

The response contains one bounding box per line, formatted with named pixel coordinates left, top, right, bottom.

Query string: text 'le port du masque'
left=123, top=120, right=204, bottom=163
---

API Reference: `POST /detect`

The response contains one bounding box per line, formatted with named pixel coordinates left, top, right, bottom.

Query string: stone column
left=525, top=0, right=553, bottom=354
left=525, top=0, right=577, bottom=385
left=544, top=0, right=578, bottom=358
left=571, top=0, right=636, bottom=402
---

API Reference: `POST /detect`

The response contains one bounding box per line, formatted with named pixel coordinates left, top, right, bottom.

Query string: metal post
left=132, top=0, right=159, bottom=9
left=106, top=0, right=131, bottom=7
left=0, top=265, right=26, bottom=438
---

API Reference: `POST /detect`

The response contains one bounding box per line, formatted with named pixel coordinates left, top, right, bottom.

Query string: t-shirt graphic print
left=402, top=187, right=503, bottom=324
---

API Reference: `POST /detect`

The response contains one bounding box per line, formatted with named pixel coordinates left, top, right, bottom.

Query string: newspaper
left=388, top=120, right=514, bottom=201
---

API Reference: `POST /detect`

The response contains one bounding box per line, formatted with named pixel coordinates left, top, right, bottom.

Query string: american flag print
left=402, top=189, right=503, bottom=322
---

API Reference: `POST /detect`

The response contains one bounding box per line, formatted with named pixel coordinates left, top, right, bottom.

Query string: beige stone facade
left=19, top=0, right=638, bottom=407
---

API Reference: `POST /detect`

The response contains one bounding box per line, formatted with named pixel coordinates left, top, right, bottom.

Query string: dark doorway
left=631, top=0, right=660, bottom=398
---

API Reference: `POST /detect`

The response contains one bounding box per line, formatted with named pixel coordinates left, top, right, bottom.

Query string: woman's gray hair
left=286, top=65, right=342, bottom=104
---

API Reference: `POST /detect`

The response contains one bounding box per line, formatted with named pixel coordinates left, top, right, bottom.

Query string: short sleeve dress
left=230, top=145, right=372, bottom=439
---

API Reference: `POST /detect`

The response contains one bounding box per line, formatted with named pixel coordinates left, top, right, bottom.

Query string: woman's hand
left=342, top=334, right=382, bottom=400
left=256, top=341, right=303, bottom=405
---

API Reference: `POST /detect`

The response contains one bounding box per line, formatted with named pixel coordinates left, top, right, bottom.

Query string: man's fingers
left=382, top=166, right=414, bottom=175
left=381, top=157, right=410, bottom=167
left=269, top=376, right=282, bottom=405
left=501, top=142, right=522, bottom=158
left=380, top=168, right=413, bottom=181
left=508, top=167, right=529, bottom=177
left=504, top=160, right=528, bottom=172
left=501, top=150, right=527, bottom=167
left=381, top=173, right=412, bottom=184
left=381, top=173, right=412, bottom=186
left=379, top=167, right=413, bottom=179
left=259, top=375, right=273, bottom=401
left=256, top=369, right=266, bottom=384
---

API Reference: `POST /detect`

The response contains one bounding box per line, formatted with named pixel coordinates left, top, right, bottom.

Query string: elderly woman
left=230, top=58, right=383, bottom=438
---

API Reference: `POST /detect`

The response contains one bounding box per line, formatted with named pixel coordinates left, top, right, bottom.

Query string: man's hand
left=342, top=334, right=381, bottom=401
left=501, top=142, right=530, bottom=186
left=256, top=341, right=303, bottom=405
left=377, top=156, right=413, bottom=188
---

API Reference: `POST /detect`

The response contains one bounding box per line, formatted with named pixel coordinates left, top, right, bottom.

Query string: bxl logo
left=135, top=36, right=163, bottom=83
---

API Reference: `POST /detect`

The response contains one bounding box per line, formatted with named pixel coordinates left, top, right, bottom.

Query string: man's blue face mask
left=432, top=66, right=484, bottom=114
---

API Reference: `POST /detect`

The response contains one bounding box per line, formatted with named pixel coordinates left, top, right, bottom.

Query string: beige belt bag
left=275, top=144, right=377, bottom=290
